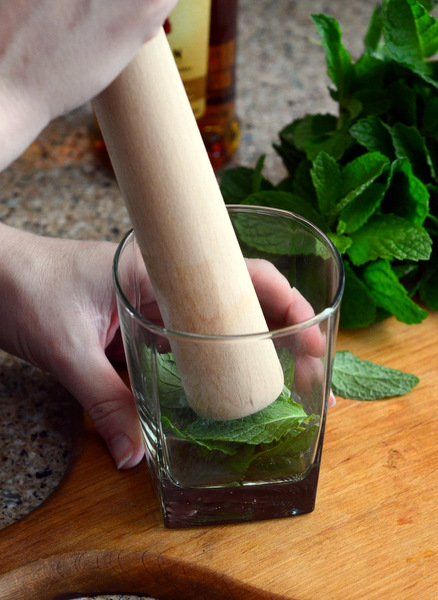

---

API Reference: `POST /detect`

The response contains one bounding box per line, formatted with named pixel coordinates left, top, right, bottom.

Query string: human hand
left=248, top=258, right=336, bottom=407
left=0, top=224, right=149, bottom=469
left=0, top=227, right=335, bottom=471
left=0, top=0, right=177, bottom=171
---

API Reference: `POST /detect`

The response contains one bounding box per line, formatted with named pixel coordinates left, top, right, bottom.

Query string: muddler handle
left=93, top=28, right=284, bottom=420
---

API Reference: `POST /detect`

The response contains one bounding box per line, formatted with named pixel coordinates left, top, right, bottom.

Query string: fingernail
left=329, top=391, right=337, bottom=407
left=109, top=433, right=134, bottom=469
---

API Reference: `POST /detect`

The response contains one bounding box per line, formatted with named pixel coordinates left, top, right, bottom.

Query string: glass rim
left=113, top=204, right=345, bottom=342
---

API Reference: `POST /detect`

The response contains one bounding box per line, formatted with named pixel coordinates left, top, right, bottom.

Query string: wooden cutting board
left=0, top=312, right=437, bottom=600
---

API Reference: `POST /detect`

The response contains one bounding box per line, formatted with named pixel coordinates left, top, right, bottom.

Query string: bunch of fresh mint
left=221, top=0, right=438, bottom=330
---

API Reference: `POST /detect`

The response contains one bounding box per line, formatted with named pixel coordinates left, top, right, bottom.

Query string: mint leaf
left=386, top=157, right=430, bottom=226
left=337, top=152, right=390, bottom=212
left=332, top=350, right=420, bottom=400
left=220, top=166, right=256, bottom=203
left=347, top=213, right=432, bottom=265
left=311, top=151, right=342, bottom=215
left=279, top=113, right=351, bottom=161
left=161, top=416, right=242, bottom=455
left=220, top=159, right=274, bottom=204
left=352, top=88, right=392, bottom=117
left=354, top=53, right=388, bottom=90
left=311, top=151, right=389, bottom=222
left=387, top=81, right=417, bottom=126
left=184, top=393, right=309, bottom=446
left=362, top=259, right=428, bottom=323
left=350, top=116, right=395, bottom=158
left=311, top=13, right=354, bottom=104
left=390, top=122, right=435, bottom=181
left=273, top=130, right=307, bottom=175
left=382, top=0, right=438, bottom=86
left=419, top=0, right=438, bottom=11
left=289, top=159, right=318, bottom=205
left=278, top=347, right=295, bottom=390
left=339, top=262, right=377, bottom=329
left=252, top=155, right=269, bottom=191
left=364, top=4, right=384, bottom=54
left=285, top=114, right=336, bottom=150
left=249, top=419, right=320, bottom=469
left=142, top=346, right=186, bottom=408
left=327, top=232, right=352, bottom=255
left=231, top=205, right=303, bottom=255
left=242, top=190, right=326, bottom=232
left=338, top=182, right=387, bottom=234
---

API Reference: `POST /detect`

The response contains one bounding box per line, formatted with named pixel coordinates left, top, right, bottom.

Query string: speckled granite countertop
left=0, top=1, right=373, bottom=598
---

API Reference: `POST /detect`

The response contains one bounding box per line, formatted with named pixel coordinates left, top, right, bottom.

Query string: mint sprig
left=220, top=0, right=438, bottom=329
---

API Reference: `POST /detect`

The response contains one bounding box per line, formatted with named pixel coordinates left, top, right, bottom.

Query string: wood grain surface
left=93, top=30, right=284, bottom=421
left=0, top=312, right=436, bottom=600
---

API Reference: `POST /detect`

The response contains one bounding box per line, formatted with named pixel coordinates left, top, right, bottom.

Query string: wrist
left=0, top=223, right=41, bottom=359
left=0, top=85, right=49, bottom=171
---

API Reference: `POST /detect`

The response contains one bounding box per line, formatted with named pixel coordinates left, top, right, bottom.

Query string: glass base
left=150, top=431, right=324, bottom=529
left=159, top=465, right=320, bottom=528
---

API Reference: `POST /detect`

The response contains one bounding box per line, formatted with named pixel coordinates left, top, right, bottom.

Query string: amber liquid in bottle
left=90, top=0, right=240, bottom=172
left=199, top=0, right=240, bottom=171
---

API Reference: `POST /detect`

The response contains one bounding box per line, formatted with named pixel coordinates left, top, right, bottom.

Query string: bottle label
left=166, top=0, right=212, bottom=119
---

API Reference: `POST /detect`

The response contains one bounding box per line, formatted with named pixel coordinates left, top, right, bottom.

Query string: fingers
left=329, top=391, right=337, bottom=407
left=247, top=258, right=326, bottom=356
left=51, top=328, right=144, bottom=469
left=293, top=354, right=324, bottom=395
left=57, top=346, right=144, bottom=469
left=284, top=288, right=326, bottom=357
left=246, top=258, right=338, bottom=410
left=293, top=355, right=337, bottom=409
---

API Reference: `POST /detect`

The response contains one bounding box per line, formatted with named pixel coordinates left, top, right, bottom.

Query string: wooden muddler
left=93, top=28, right=284, bottom=420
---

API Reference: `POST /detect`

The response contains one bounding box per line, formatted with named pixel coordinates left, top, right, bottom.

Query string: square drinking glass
left=113, top=205, right=344, bottom=528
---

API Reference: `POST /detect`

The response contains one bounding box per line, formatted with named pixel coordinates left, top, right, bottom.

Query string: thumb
left=59, top=349, right=145, bottom=470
